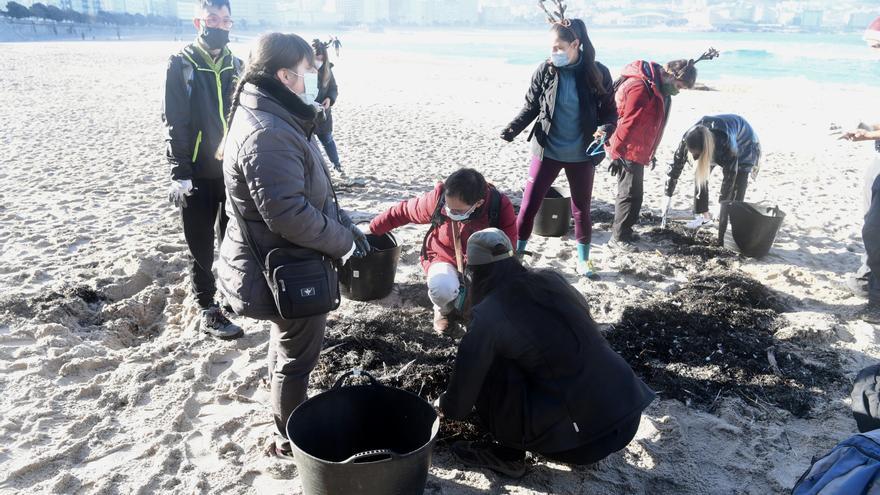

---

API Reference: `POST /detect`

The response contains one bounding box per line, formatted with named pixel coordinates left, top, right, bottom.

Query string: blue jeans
left=317, top=132, right=340, bottom=168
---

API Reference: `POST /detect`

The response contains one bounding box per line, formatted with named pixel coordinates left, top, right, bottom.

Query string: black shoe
left=201, top=304, right=244, bottom=339
left=859, top=304, right=880, bottom=325
left=608, top=237, right=640, bottom=253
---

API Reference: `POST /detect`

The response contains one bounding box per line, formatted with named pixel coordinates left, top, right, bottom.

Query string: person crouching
left=437, top=228, right=656, bottom=477
left=363, top=169, right=517, bottom=333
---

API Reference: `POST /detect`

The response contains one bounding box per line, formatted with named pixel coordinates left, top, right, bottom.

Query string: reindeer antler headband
left=539, top=0, right=570, bottom=28
left=676, top=47, right=720, bottom=77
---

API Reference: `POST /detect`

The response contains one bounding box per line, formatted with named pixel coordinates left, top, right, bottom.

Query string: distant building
left=336, top=0, right=389, bottom=24
left=801, top=9, right=823, bottom=29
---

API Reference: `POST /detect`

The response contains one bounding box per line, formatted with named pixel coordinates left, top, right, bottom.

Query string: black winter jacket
left=439, top=271, right=655, bottom=454
left=162, top=42, right=242, bottom=180
left=316, top=63, right=339, bottom=135
left=504, top=59, right=618, bottom=159
left=666, top=114, right=761, bottom=196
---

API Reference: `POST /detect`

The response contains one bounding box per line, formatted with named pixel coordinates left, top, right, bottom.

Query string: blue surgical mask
left=551, top=51, right=570, bottom=67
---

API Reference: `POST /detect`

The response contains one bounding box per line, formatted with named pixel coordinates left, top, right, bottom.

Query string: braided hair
left=216, top=32, right=314, bottom=160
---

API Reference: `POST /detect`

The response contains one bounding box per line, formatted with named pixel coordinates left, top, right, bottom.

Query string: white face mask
left=444, top=203, right=478, bottom=222
left=316, top=60, right=324, bottom=69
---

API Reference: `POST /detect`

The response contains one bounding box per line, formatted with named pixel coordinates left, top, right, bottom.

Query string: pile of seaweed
left=312, top=310, right=489, bottom=443
left=605, top=271, right=843, bottom=418
left=646, top=222, right=735, bottom=261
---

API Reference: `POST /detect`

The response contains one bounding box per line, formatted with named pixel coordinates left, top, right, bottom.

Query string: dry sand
left=1, top=39, right=880, bottom=494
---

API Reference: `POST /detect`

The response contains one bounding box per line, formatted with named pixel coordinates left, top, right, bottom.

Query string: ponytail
left=688, top=125, right=714, bottom=190
left=215, top=76, right=248, bottom=161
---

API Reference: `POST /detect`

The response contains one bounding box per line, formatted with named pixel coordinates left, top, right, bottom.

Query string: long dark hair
left=312, top=39, right=332, bottom=89
left=551, top=18, right=606, bottom=96
left=468, top=257, right=528, bottom=308
left=216, top=32, right=314, bottom=160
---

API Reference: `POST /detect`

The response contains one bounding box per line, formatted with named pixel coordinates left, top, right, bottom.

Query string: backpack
left=419, top=186, right=503, bottom=261
left=791, top=430, right=880, bottom=494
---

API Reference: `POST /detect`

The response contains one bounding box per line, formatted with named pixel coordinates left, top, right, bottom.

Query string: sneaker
left=846, top=273, right=870, bottom=298
left=265, top=440, right=296, bottom=461
left=201, top=304, right=244, bottom=340
left=608, top=237, right=640, bottom=253
left=451, top=441, right=526, bottom=478
left=578, top=260, right=600, bottom=280
left=686, top=214, right=713, bottom=230
left=858, top=304, right=880, bottom=325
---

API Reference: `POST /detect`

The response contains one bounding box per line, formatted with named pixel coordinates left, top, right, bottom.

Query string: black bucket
left=718, top=201, right=786, bottom=259
left=533, top=186, right=572, bottom=237
left=287, top=370, right=440, bottom=495
left=340, top=232, right=402, bottom=301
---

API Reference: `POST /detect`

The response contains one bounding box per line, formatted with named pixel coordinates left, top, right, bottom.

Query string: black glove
left=608, top=158, right=625, bottom=177
left=500, top=126, right=516, bottom=142
left=350, top=224, right=370, bottom=258
left=664, top=177, right=678, bottom=197
left=650, top=157, right=658, bottom=171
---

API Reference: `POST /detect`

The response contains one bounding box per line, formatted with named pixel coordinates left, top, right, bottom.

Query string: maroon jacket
left=369, top=183, right=518, bottom=273
left=607, top=61, right=669, bottom=166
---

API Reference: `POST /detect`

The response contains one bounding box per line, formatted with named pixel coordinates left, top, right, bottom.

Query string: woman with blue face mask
left=501, top=16, right=617, bottom=280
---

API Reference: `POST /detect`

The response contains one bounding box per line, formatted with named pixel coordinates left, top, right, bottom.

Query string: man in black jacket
left=162, top=0, right=243, bottom=339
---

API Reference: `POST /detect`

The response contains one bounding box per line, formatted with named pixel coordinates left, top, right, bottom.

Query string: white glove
left=660, top=195, right=673, bottom=228
left=340, top=241, right=357, bottom=265
left=168, top=179, right=194, bottom=208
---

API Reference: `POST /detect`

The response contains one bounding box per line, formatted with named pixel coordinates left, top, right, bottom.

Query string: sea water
left=340, top=28, right=880, bottom=85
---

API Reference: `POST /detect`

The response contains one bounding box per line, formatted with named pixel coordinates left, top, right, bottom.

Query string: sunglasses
left=201, top=15, right=234, bottom=29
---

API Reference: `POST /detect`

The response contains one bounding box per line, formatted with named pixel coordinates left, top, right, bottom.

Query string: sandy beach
left=1, top=35, right=880, bottom=494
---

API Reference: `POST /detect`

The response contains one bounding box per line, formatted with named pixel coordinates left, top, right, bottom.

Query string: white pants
left=859, top=156, right=880, bottom=278
left=427, top=262, right=460, bottom=315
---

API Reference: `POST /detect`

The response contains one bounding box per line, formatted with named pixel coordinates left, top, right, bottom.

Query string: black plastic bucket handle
left=333, top=369, right=381, bottom=389
left=342, top=449, right=400, bottom=464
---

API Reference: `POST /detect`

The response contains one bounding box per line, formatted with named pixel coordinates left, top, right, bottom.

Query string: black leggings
left=695, top=167, right=750, bottom=214
left=181, top=177, right=228, bottom=309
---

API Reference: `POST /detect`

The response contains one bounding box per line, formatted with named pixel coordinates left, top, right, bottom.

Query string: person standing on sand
left=605, top=53, right=712, bottom=252
left=362, top=169, right=517, bottom=334
left=312, top=39, right=343, bottom=174
left=663, top=114, right=761, bottom=230
left=840, top=16, right=880, bottom=324
left=162, top=0, right=243, bottom=339
left=436, top=228, right=655, bottom=478
left=500, top=4, right=617, bottom=280
left=216, top=32, right=368, bottom=459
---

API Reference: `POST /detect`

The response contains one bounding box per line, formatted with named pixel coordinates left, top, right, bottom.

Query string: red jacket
left=369, top=183, right=518, bottom=272
left=607, top=61, right=668, bottom=166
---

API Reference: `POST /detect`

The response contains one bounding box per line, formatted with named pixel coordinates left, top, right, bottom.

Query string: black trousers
left=612, top=160, right=645, bottom=242
left=181, top=177, right=228, bottom=309
left=695, top=166, right=750, bottom=214
left=866, top=174, right=880, bottom=304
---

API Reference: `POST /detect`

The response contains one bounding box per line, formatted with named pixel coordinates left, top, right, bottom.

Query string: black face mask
left=200, top=26, right=229, bottom=50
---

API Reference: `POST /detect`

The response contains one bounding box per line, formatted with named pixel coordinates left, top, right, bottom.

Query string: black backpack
left=420, top=186, right=503, bottom=261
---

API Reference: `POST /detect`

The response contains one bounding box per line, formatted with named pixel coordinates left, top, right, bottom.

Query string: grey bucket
left=287, top=370, right=440, bottom=495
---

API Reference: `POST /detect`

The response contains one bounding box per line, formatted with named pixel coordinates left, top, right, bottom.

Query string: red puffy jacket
left=369, top=183, right=518, bottom=272
left=607, top=61, right=668, bottom=166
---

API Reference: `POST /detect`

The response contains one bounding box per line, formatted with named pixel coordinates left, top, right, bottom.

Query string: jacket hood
left=239, top=73, right=319, bottom=135
left=620, top=60, right=664, bottom=86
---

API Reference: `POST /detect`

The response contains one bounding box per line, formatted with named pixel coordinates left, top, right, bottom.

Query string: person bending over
left=664, top=114, right=761, bottom=230
left=437, top=228, right=655, bottom=478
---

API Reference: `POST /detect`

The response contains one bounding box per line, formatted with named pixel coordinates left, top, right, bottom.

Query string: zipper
left=280, top=279, right=286, bottom=292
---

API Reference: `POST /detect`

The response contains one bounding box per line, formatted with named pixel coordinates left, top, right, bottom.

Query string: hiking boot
left=608, top=237, right=640, bottom=253
left=686, top=214, right=713, bottom=230
left=577, top=260, right=600, bottom=281
left=846, top=273, right=870, bottom=299
left=451, top=441, right=526, bottom=478
left=201, top=304, right=244, bottom=340
left=859, top=304, right=880, bottom=325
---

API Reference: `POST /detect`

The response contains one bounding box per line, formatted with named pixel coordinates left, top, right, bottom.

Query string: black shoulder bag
left=229, top=196, right=341, bottom=320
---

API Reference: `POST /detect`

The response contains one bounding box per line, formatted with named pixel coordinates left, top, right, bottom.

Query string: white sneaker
left=686, top=215, right=713, bottom=230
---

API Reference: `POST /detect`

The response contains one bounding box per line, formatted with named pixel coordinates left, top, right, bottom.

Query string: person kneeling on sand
left=436, top=228, right=655, bottom=478
left=663, top=114, right=761, bottom=230
left=216, top=32, right=368, bottom=458
left=362, top=169, right=516, bottom=334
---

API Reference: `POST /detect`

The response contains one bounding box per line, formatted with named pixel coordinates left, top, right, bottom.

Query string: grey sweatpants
left=268, top=314, right=327, bottom=450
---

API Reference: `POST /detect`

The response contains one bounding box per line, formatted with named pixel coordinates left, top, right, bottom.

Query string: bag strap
left=420, top=185, right=447, bottom=260
left=229, top=198, right=267, bottom=273
left=488, top=186, right=502, bottom=229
